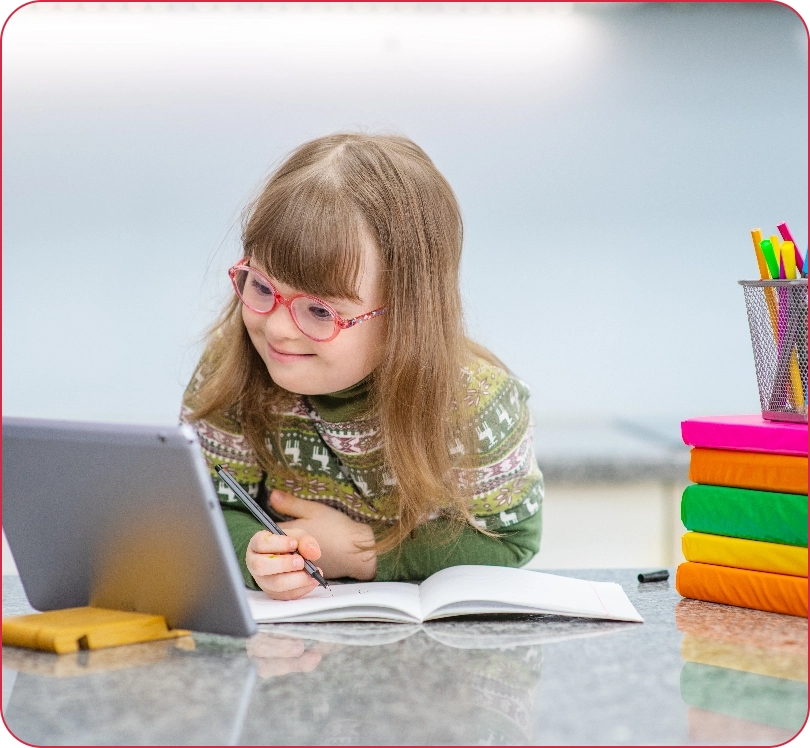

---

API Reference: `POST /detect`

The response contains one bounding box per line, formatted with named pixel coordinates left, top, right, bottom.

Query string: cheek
left=241, top=308, right=265, bottom=346
left=350, top=320, right=387, bottom=368
left=320, top=323, right=386, bottom=373
left=366, top=321, right=388, bottom=364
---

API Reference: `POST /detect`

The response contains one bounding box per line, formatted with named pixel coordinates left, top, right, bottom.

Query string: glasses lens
left=291, top=296, right=338, bottom=341
left=234, top=268, right=276, bottom=313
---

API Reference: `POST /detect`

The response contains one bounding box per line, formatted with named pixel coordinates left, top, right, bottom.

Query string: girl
left=181, top=133, right=543, bottom=600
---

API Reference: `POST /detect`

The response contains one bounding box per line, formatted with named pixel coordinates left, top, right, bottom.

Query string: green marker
left=759, top=238, right=780, bottom=279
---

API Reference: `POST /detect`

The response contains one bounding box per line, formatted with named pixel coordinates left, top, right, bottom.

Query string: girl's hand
left=246, top=528, right=323, bottom=600
left=271, top=490, right=377, bottom=581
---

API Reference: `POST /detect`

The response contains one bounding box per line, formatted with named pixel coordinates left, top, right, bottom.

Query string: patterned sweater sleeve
left=179, top=360, right=266, bottom=590
left=376, top=363, right=544, bottom=581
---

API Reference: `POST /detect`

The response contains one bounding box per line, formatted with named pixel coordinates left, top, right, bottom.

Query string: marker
left=759, top=238, right=780, bottom=279
left=770, top=235, right=786, bottom=279
left=638, top=570, right=669, bottom=583
left=751, top=229, right=770, bottom=280
left=780, top=241, right=804, bottom=408
left=782, top=241, right=797, bottom=279
left=777, top=222, right=806, bottom=278
left=214, top=465, right=330, bottom=590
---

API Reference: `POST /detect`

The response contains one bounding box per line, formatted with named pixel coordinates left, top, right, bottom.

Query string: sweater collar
left=307, top=374, right=373, bottom=423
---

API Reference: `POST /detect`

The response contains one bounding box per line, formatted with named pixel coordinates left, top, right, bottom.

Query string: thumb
left=270, top=490, right=314, bottom=519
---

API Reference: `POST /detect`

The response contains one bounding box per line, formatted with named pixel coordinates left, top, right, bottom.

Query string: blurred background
left=2, top=2, right=807, bottom=572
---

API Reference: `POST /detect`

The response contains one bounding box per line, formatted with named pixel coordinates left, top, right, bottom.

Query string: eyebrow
left=250, top=262, right=365, bottom=308
left=266, top=274, right=362, bottom=311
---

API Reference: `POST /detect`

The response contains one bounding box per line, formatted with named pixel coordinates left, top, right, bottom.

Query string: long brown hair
left=190, top=133, right=502, bottom=552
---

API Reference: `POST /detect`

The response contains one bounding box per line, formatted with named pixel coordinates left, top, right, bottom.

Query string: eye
left=249, top=276, right=274, bottom=297
left=306, top=303, right=335, bottom=321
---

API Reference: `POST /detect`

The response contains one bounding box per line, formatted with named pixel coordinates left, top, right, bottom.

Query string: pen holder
left=739, top=279, right=808, bottom=423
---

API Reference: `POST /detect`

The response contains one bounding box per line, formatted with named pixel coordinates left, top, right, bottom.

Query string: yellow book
left=2, top=607, right=190, bottom=654
left=682, top=532, right=807, bottom=578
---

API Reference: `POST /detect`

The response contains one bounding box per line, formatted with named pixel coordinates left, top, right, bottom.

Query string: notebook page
left=418, top=566, right=643, bottom=623
left=246, top=582, right=423, bottom=623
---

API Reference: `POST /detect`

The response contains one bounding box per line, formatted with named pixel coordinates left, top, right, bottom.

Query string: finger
left=270, top=490, right=316, bottom=520
left=246, top=634, right=306, bottom=659
left=248, top=551, right=307, bottom=578
left=256, top=570, right=320, bottom=596
left=282, top=528, right=322, bottom=561
left=249, top=531, right=298, bottom=554
left=257, top=581, right=320, bottom=601
left=254, top=650, right=321, bottom=679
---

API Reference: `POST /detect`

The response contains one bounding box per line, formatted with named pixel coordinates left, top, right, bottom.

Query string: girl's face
left=242, top=233, right=388, bottom=396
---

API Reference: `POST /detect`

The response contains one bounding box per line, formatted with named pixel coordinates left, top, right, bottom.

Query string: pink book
left=681, top=415, right=808, bottom=456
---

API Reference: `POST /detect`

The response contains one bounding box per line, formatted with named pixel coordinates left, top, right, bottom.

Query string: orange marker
left=751, top=229, right=769, bottom=280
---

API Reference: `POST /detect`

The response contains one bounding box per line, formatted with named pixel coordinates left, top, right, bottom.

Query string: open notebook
left=247, top=566, right=644, bottom=624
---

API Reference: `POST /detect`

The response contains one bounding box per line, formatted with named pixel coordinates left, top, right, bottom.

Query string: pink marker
left=777, top=222, right=805, bottom=276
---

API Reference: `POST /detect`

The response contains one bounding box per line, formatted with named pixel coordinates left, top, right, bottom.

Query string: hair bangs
left=244, top=176, right=365, bottom=303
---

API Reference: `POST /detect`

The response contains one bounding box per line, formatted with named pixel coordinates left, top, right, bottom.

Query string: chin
left=276, top=382, right=323, bottom=396
left=265, top=367, right=325, bottom=396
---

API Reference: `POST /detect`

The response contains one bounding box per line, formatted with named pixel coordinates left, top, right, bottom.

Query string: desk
left=2, top=570, right=806, bottom=745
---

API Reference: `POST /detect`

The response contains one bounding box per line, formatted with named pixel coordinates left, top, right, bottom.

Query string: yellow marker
left=783, top=241, right=798, bottom=279
left=755, top=232, right=780, bottom=357
left=751, top=228, right=769, bottom=280
left=770, top=235, right=784, bottom=277
left=789, top=353, right=804, bottom=409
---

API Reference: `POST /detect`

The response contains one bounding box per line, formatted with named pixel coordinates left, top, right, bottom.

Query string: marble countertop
left=2, top=570, right=806, bottom=745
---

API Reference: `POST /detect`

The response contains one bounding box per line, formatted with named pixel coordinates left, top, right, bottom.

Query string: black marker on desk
left=214, top=465, right=330, bottom=590
left=638, top=570, right=669, bottom=583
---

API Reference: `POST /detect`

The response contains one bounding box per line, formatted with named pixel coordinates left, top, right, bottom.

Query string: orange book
left=676, top=562, right=808, bottom=618
left=689, top=448, right=808, bottom=495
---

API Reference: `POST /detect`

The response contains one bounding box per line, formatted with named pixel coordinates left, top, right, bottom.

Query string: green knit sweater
left=180, top=356, right=543, bottom=587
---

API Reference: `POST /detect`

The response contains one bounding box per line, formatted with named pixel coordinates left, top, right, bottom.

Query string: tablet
left=2, top=417, right=256, bottom=638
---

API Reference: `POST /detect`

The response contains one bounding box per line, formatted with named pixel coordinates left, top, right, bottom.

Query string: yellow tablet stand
left=2, top=607, right=190, bottom=654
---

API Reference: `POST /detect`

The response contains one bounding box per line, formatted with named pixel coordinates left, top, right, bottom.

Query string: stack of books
left=676, top=415, right=808, bottom=618
left=677, top=598, right=807, bottom=742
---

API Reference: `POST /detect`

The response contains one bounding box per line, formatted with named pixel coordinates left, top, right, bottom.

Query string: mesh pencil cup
left=739, top=278, right=808, bottom=423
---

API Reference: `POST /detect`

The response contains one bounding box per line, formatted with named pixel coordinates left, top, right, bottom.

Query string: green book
left=680, top=662, right=808, bottom=731
left=681, top=484, right=808, bottom=547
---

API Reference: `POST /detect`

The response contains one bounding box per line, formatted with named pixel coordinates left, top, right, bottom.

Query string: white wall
left=2, top=3, right=807, bottom=429
left=526, top=480, right=688, bottom=570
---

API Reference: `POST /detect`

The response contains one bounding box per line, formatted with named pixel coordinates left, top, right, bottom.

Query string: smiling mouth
left=267, top=342, right=314, bottom=359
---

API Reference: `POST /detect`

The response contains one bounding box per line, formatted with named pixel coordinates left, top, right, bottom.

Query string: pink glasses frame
left=228, top=258, right=387, bottom=343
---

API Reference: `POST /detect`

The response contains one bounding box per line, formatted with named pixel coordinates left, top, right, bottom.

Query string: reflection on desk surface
left=5, top=620, right=613, bottom=745
left=3, top=624, right=548, bottom=745
left=676, top=598, right=808, bottom=745
left=4, top=570, right=806, bottom=745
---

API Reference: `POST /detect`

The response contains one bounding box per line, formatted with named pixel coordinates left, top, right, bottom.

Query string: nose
left=262, top=298, right=301, bottom=339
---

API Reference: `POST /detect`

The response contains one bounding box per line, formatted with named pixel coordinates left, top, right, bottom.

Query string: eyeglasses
left=228, top=259, right=387, bottom=343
